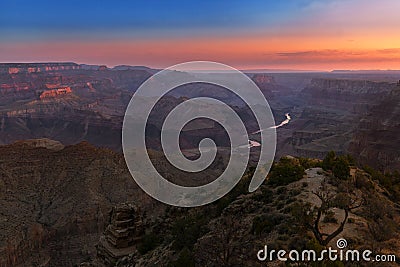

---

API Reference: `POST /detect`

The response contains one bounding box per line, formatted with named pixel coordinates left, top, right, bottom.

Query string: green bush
left=252, top=188, right=274, bottom=203
left=332, top=156, right=350, bottom=180
left=268, top=158, right=305, bottom=186
left=299, top=157, right=322, bottom=169
left=322, top=151, right=350, bottom=180
left=322, top=151, right=336, bottom=171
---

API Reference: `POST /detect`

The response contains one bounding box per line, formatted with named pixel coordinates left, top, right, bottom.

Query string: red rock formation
left=39, top=86, right=72, bottom=99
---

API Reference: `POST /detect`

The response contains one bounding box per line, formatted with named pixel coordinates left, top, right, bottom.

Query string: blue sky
left=0, top=0, right=310, bottom=40
left=1, top=0, right=399, bottom=70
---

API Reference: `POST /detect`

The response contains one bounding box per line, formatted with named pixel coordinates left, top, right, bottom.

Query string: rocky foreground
left=1, top=141, right=399, bottom=266
left=0, top=141, right=160, bottom=266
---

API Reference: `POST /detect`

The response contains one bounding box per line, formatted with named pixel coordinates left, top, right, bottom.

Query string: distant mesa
left=80, top=64, right=109, bottom=71
left=0, top=62, right=80, bottom=74
left=0, top=62, right=162, bottom=74
left=111, top=65, right=159, bottom=73
left=112, top=65, right=152, bottom=71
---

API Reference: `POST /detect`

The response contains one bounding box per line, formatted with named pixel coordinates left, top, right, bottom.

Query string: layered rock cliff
left=301, top=78, right=395, bottom=113
left=277, top=78, right=399, bottom=160
left=349, top=83, right=400, bottom=171
left=0, top=63, right=153, bottom=149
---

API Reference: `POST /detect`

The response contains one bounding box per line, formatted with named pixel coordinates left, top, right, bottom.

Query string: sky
left=1, top=0, right=400, bottom=70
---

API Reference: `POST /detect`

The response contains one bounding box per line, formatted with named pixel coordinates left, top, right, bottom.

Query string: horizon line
left=2, top=61, right=400, bottom=73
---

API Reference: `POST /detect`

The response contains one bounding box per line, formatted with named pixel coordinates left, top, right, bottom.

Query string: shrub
left=252, top=188, right=274, bottom=203
left=268, top=158, right=305, bottom=186
left=322, top=151, right=336, bottom=171
left=332, top=156, right=350, bottom=180
left=355, top=171, right=373, bottom=190
left=322, top=151, right=350, bottom=180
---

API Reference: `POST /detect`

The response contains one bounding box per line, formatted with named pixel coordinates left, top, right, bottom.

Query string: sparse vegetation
left=363, top=165, right=400, bottom=201
left=268, top=157, right=305, bottom=186
left=299, top=157, right=322, bottom=169
left=251, top=213, right=286, bottom=235
left=171, top=214, right=208, bottom=251
left=322, top=151, right=351, bottom=180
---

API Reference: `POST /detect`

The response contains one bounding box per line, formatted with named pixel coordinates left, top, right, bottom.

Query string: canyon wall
left=349, top=84, right=400, bottom=171
left=301, top=78, right=395, bottom=113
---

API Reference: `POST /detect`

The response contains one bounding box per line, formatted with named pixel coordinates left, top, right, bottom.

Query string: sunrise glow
left=1, top=0, right=399, bottom=70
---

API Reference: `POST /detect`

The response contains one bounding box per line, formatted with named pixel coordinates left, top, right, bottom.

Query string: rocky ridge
left=0, top=141, right=156, bottom=266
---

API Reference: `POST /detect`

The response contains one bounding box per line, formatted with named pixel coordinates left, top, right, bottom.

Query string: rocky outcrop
left=39, top=86, right=72, bottom=99
left=96, top=203, right=144, bottom=266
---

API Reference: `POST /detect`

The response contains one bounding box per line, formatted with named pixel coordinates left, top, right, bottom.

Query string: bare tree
left=292, top=180, right=363, bottom=247
left=307, top=190, right=362, bottom=246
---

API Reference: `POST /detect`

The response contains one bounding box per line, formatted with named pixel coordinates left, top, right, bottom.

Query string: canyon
left=0, top=62, right=399, bottom=170
left=1, top=63, right=400, bottom=266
